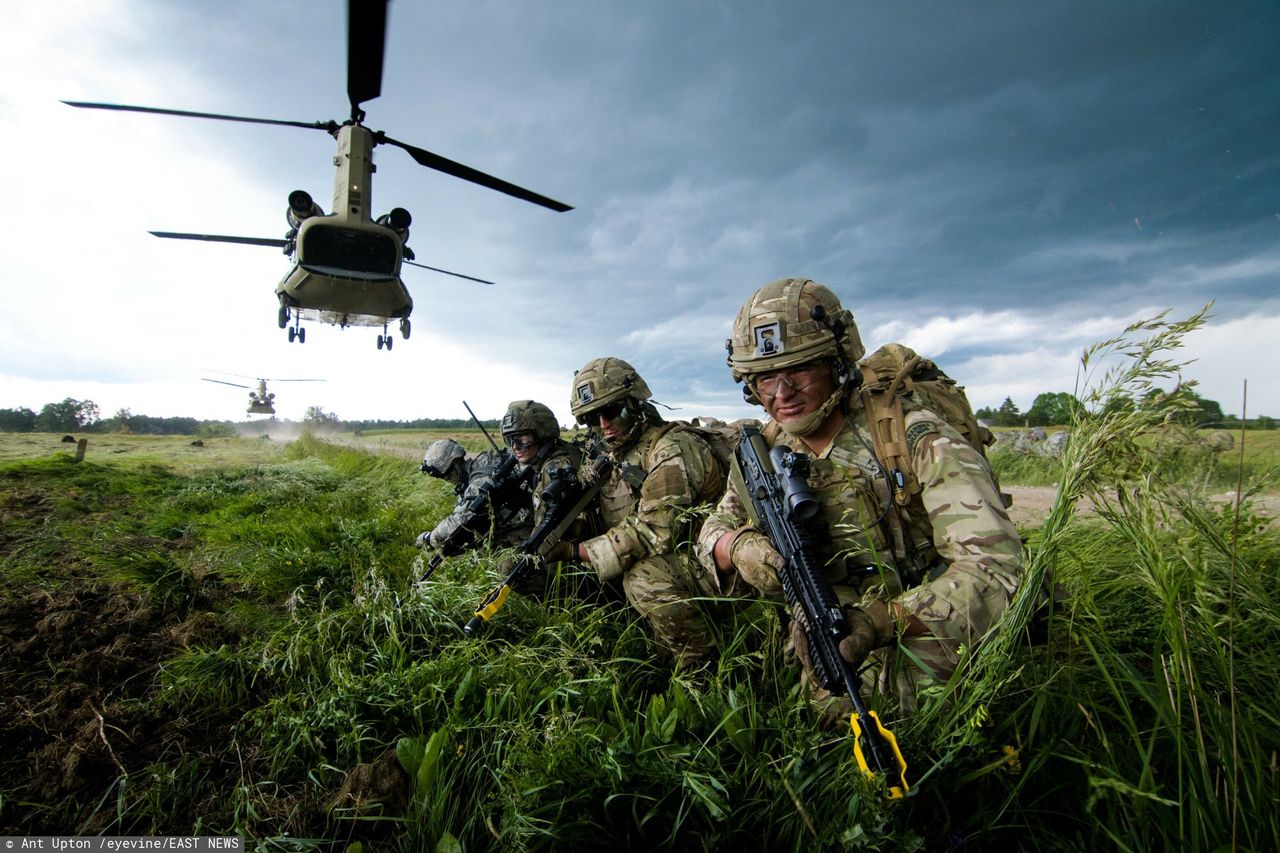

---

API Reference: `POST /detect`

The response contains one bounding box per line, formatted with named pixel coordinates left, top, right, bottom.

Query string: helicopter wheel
left=278, top=305, right=289, bottom=329
left=288, top=327, right=296, bottom=343
left=386, top=335, right=393, bottom=351
left=400, top=318, right=411, bottom=340
left=298, top=327, right=305, bottom=343
left=377, top=335, right=384, bottom=350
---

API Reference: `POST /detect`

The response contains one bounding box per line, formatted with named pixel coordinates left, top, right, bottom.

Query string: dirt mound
left=0, top=579, right=236, bottom=833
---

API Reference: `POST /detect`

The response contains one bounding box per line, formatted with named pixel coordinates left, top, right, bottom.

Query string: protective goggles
left=503, top=432, right=539, bottom=451
left=575, top=401, right=626, bottom=426
left=751, top=362, right=831, bottom=397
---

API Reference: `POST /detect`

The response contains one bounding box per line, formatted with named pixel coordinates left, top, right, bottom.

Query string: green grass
left=2, top=314, right=1278, bottom=849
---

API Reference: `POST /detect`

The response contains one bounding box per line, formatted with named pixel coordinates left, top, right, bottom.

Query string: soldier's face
left=507, top=432, right=541, bottom=464
left=592, top=402, right=628, bottom=444
left=756, top=362, right=837, bottom=425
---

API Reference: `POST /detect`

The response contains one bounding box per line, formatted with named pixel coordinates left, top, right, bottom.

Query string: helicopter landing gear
left=376, top=333, right=393, bottom=351
left=399, top=317, right=411, bottom=340
left=288, top=322, right=305, bottom=344
left=278, top=305, right=290, bottom=329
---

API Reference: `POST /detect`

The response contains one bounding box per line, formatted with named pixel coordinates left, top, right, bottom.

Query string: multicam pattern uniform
left=582, top=423, right=726, bottom=663
left=697, top=402, right=1022, bottom=712
left=528, top=440, right=604, bottom=548
left=428, top=450, right=534, bottom=549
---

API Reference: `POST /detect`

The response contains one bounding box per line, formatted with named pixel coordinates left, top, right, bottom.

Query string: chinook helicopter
left=202, top=375, right=324, bottom=416
left=64, top=0, right=570, bottom=352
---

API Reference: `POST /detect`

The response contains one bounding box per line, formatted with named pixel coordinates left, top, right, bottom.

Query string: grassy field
left=2, top=325, right=1278, bottom=850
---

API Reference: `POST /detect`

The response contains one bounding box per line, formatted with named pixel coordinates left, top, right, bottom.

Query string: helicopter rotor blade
left=403, top=259, right=495, bottom=285
left=202, top=378, right=252, bottom=389
left=377, top=133, right=573, bottom=212
left=347, top=0, right=387, bottom=117
left=150, top=231, right=289, bottom=248
left=62, top=100, right=334, bottom=132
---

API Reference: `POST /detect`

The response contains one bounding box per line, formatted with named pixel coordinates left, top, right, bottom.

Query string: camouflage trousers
left=622, top=552, right=730, bottom=667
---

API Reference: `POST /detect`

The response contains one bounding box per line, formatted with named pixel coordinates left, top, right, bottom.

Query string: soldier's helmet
left=501, top=400, right=560, bottom=443
left=726, top=277, right=864, bottom=401
left=569, top=357, right=652, bottom=423
left=421, top=438, right=466, bottom=478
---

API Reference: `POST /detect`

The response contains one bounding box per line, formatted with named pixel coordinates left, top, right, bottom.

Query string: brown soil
left=0, top=577, right=238, bottom=833
left=1003, top=485, right=1278, bottom=529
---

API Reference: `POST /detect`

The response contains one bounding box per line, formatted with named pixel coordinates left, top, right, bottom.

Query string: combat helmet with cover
left=727, top=277, right=864, bottom=435
left=501, top=400, right=561, bottom=444
left=570, top=357, right=655, bottom=451
left=727, top=277, right=864, bottom=398
left=421, top=438, right=466, bottom=479
left=570, top=357, right=652, bottom=419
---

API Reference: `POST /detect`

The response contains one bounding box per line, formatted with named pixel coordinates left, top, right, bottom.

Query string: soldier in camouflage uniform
left=499, top=400, right=583, bottom=529
left=495, top=400, right=601, bottom=592
left=560, top=357, right=728, bottom=666
left=697, top=278, right=1023, bottom=716
left=416, top=438, right=533, bottom=552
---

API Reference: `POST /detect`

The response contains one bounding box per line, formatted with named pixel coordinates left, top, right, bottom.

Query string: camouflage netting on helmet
left=501, top=400, right=560, bottom=442
left=570, top=357, right=652, bottom=421
left=421, top=438, right=466, bottom=476
left=726, top=277, right=864, bottom=385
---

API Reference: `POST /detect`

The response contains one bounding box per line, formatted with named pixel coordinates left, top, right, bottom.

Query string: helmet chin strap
left=779, top=383, right=846, bottom=437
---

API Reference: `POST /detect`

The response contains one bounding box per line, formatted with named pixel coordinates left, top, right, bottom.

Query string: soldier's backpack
left=614, top=416, right=755, bottom=495
left=678, top=416, right=758, bottom=481
left=857, top=343, right=1004, bottom=507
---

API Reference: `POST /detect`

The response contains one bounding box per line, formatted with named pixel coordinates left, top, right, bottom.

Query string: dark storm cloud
left=54, top=0, right=1273, bottom=416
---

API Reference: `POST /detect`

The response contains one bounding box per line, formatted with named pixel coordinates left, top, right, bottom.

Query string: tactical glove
left=728, top=531, right=786, bottom=596
left=414, top=531, right=433, bottom=549
left=837, top=599, right=896, bottom=672
left=501, top=554, right=548, bottom=598
left=544, top=540, right=577, bottom=564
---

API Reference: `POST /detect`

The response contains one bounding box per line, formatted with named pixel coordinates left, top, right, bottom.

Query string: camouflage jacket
left=582, top=422, right=725, bottom=582
left=697, top=402, right=1022, bottom=627
left=428, top=450, right=533, bottom=549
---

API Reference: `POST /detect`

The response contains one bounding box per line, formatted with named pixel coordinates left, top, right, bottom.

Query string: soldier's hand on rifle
left=414, top=531, right=433, bottom=549
left=544, top=540, right=577, bottom=564
left=726, top=530, right=786, bottom=596
left=838, top=599, right=896, bottom=671
left=500, top=554, right=548, bottom=597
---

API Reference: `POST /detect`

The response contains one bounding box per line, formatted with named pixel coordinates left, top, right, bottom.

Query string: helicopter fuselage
left=276, top=124, right=413, bottom=330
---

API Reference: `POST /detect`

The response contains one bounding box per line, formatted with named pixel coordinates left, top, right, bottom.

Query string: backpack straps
left=859, top=360, right=921, bottom=506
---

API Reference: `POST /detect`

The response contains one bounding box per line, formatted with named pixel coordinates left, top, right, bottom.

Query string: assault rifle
left=464, top=453, right=612, bottom=635
left=417, top=450, right=534, bottom=583
left=736, top=425, right=910, bottom=799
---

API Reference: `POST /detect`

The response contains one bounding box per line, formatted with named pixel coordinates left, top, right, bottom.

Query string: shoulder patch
left=905, top=420, right=938, bottom=457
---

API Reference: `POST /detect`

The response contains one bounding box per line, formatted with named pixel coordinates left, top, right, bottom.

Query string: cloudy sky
left=2, top=0, right=1276, bottom=426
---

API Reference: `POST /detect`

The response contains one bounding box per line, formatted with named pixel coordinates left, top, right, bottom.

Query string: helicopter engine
left=286, top=190, right=324, bottom=230
left=376, top=207, right=412, bottom=258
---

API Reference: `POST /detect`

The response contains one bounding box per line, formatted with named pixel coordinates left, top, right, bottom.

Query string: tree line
left=0, top=399, right=504, bottom=436
left=4, top=390, right=1273, bottom=436
left=977, top=388, right=1275, bottom=429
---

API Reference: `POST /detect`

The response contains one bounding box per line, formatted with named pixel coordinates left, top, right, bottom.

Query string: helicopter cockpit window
left=300, top=225, right=398, bottom=276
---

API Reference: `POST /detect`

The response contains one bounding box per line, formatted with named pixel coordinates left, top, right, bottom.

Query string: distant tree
left=1103, top=395, right=1136, bottom=416
left=989, top=397, right=1022, bottom=427
left=1024, top=392, right=1079, bottom=427
left=34, top=398, right=100, bottom=432
left=304, top=406, right=340, bottom=426
left=1186, top=392, right=1225, bottom=427
left=0, top=407, right=37, bottom=432
left=1143, top=387, right=1226, bottom=427
left=197, top=421, right=237, bottom=438
left=1256, top=415, right=1277, bottom=430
